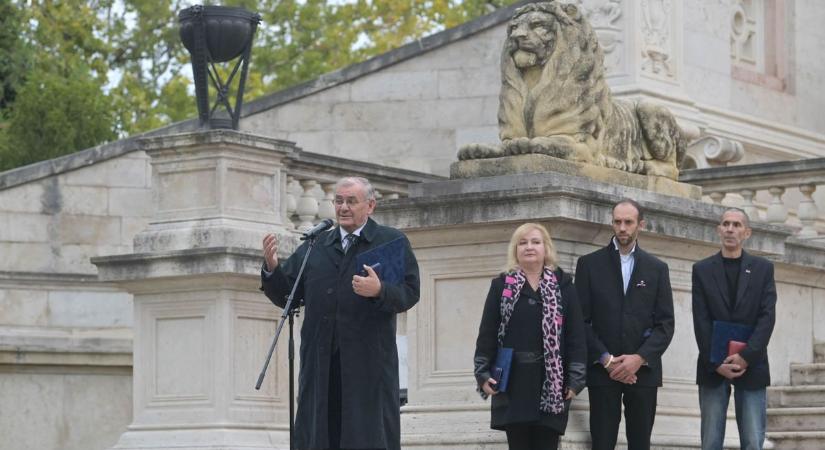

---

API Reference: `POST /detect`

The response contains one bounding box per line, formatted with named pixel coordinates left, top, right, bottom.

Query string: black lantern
left=179, top=5, right=261, bottom=129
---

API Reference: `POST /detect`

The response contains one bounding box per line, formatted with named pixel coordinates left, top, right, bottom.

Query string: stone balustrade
left=680, top=158, right=825, bottom=238
left=283, top=150, right=443, bottom=231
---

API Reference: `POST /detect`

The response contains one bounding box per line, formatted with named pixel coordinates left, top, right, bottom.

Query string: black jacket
left=575, top=240, right=675, bottom=387
left=261, top=218, right=420, bottom=450
left=473, top=268, right=587, bottom=433
left=692, top=250, right=776, bottom=388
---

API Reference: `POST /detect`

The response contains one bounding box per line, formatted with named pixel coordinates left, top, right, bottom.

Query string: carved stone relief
left=640, top=0, right=677, bottom=79
left=730, top=0, right=763, bottom=70
left=574, top=0, right=624, bottom=74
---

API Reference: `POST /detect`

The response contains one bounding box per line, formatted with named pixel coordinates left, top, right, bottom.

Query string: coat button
left=327, top=288, right=334, bottom=294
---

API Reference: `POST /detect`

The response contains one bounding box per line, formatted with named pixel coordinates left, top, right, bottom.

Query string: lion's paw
left=457, top=143, right=504, bottom=160
left=503, top=138, right=531, bottom=155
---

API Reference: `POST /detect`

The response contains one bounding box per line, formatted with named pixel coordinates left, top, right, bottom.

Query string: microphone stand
left=255, top=233, right=319, bottom=450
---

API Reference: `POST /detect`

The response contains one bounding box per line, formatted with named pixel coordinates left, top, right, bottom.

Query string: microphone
left=301, top=218, right=334, bottom=240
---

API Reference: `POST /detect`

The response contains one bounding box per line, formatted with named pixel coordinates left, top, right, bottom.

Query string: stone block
left=0, top=372, right=65, bottom=450
left=108, top=187, right=153, bottom=217
left=276, top=102, right=336, bottom=131
left=0, top=289, right=49, bottom=326
left=59, top=185, right=109, bottom=215
left=0, top=211, right=50, bottom=242
left=350, top=71, right=439, bottom=102
left=449, top=154, right=702, bottom=199
left=0, top=182, right=45, bottom=213
left=0, top=371, right=131, bottom=450
left=58, top=214, right=122, bottom=245
left=61, top=152, right=150, bottom=188
left=0, top=242, right=53, bottom=272
left=46, top=290, right=133, bottom=328
left=62, top=373, right=132, bottom=450
left=331, top=102, right=418, bottom=131
left=437, top=68, right=500, bottom=99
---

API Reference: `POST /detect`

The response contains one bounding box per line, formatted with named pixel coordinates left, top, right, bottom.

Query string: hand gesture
left=262, top=234, right=278, bottom=272
left=352, top=264, right=382, bottom=298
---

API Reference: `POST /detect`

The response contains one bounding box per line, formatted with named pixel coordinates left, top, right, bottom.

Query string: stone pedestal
left=372, top=171, right=825, bottom=449
left=93, top=130, right=300, bottom=450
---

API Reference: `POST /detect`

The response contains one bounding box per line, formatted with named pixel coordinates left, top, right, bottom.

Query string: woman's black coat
left=473, top=268, right=587, bottom=434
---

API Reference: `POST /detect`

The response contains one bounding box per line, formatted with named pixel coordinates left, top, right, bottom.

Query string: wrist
left=600, top=353, right=614, bottom=368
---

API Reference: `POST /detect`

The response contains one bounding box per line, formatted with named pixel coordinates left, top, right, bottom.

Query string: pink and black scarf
left=498, top=267, right=565, bottom=414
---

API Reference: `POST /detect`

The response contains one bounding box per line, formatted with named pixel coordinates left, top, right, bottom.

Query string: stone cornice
left=679, top=157, right=825, bottom=191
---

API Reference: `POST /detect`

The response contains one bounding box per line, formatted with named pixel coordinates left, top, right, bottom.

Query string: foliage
left=0, top=0, right=516, bottom=171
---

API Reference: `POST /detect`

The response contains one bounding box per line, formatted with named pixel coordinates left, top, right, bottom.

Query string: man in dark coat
left=261, top=176, right=420, bottom=450
left=692, top=208, right=776, bottom=450
left=575, top=199, right=675, bottom=450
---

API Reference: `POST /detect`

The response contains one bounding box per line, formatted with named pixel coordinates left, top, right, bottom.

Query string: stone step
left=790, top=363, right=825, bottom=385
left=767, top=407, right=825, bottom=432
left=768, top=385, right=825, bottom=407
left=766, top=431, right=825, bottom=450
left=815, top=342, right=825, bottom=363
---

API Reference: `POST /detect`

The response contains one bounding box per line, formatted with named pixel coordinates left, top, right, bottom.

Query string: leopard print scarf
left=498, top=267, right=565, bottom=414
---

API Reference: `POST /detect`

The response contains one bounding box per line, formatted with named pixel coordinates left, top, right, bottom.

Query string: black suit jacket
left=575, top=240, right=675, bottom=387
left=692, top=250, right=776, bottom=389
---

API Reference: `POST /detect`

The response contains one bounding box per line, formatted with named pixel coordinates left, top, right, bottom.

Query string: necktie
left=343, top=234, right=357, bottom=253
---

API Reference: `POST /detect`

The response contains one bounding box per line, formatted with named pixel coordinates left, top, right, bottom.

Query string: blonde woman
left=474, top=223, right=587, bottom=450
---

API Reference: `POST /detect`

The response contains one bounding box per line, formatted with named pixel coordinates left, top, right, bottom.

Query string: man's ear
left=639, top=219, right=647, bottom=230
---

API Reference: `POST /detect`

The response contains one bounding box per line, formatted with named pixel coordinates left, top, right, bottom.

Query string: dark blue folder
left=354, top=237, right=406, bottom=285
left=710, top=320, right=753, bottom=364
left=492, top=347, right=514, bottom=392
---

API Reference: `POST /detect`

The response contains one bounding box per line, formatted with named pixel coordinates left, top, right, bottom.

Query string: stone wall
left=0, top=151, right=151, bottom=450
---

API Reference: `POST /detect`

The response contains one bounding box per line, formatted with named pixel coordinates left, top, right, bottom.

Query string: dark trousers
left=505, top=424, right=560, bottom=450
left=588, top=384, right=658, bottom=450
left=326, top=350, right=383, bottom=450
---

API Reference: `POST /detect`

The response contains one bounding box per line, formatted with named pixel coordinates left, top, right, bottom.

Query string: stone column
left=93, top=130, right=300, bottom=450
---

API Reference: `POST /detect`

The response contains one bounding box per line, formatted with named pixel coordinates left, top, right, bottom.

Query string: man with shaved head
left=692, top=208, right=776, bottom=450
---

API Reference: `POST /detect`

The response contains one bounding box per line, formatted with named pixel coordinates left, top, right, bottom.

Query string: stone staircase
left=767, top=343, right=825, bottom=449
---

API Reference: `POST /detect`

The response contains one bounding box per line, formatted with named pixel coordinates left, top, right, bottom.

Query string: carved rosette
left=574, top=0, right=624, bottom=74
left=640, top=0, right=677, bottom=80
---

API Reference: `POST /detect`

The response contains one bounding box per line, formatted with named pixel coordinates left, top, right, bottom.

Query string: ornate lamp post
left=179, top=5, right=261, bottom=129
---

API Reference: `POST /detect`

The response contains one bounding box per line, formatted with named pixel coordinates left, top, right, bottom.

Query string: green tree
left=0, top=0, right=30, bottom=112
left=0, top=0, right=516, bottom=171
left=0, top=68, right=116, bottom=170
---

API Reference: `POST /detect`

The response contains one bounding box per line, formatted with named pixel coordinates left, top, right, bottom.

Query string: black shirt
left=722, top=255, right=742, bottom=310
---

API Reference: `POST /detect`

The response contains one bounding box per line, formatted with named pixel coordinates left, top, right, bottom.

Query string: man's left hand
left=609, top=354, right=645, bottom=383
left=352, top=264, right=382, bottom=298
left=724, top=353, right=749, bottom=371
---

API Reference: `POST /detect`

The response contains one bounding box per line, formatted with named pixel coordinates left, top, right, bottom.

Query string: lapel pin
left=745, top=269, right=751, bottom=274
left=636, top=280, right=647, bottom=288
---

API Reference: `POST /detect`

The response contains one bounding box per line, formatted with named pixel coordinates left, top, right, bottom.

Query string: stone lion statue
left=458, top=1, right=686, bottom=179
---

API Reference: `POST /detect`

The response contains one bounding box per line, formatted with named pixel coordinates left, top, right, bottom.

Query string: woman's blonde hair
left=505, top=222, right=558, bottom=272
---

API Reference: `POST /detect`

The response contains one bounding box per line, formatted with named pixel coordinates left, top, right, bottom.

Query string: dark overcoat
left=692, top=250, right=776, bottom=389
left=473, top=268, right=588, bottom=434
left=261, top=217, right=420, bottom=450
left=575, top=241, right=675, bottom=387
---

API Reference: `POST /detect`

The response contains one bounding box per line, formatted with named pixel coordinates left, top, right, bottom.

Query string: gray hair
left=334, top=176, right=376, bottom=201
